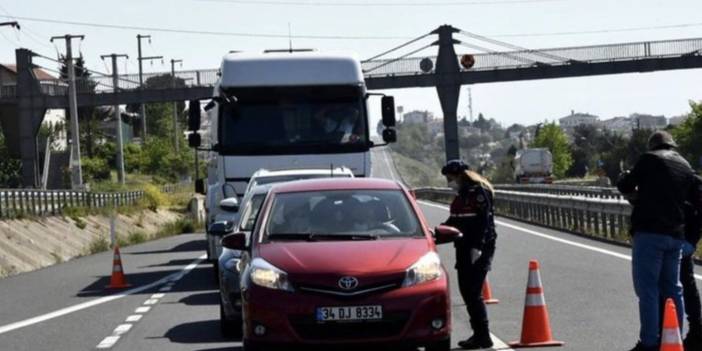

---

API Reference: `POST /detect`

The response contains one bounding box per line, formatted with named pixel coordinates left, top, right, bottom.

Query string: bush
left=85, top=236, right=110, bottom=255
left=127, top=231, right=147, bottom=245
left=141, top=184, right=167, bottom=211
left=82, top=157, right=111, bottom=182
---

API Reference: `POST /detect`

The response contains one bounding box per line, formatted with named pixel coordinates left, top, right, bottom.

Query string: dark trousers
left=681, top=255, right=702, bottom=335
left=456, top=261, right=490, bottom=336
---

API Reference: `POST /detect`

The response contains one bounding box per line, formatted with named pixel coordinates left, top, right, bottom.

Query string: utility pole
left=101, top=53, right=129, bottom=185
left=137, top=34, right=163, bottom=141
left=170, top=59, right=183, bottom=152
left=467, top=87, right=474, bottom=122
left=50, top=34, right=85, bottom=190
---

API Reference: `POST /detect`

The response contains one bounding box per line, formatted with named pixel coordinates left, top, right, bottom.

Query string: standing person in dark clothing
left=682, top=174, right=702, bottom=349
left=617, top=131, right=697, bottom=351
left=441, top=160, right=497, bottom=350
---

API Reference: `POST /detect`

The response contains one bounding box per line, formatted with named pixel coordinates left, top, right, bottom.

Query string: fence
left=494, top=184, right=623, bottom=200
left=414, top=187, right=632, bottom=242
left=0, top=183, right=192, bottom=218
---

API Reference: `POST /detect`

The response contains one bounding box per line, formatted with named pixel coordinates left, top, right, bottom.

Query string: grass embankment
left=388, top=150, right=445, bottom=188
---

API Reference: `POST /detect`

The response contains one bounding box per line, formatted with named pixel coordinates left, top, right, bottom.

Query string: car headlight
left=249, top=258, right=294, bottom=292
left=224, top=258, right=240, bottom=273
left=402, top=252, right=442, bottom=287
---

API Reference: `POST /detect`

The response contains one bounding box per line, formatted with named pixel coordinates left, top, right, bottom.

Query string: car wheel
left=220, top=298, right=242, bottom=339
left=243, top=339, right=263, bottom=351
left=425, top=337, right=451, bottom=351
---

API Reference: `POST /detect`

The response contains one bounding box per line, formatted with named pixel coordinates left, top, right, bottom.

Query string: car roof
left=251, top=168, right=354, bottom=179
left=270, top=178, right=402, bottom=194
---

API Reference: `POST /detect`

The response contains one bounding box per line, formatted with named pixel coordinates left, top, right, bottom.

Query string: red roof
left=1, top=64, right=58, bottom=81
left=271, top=178, right=402, bottom=194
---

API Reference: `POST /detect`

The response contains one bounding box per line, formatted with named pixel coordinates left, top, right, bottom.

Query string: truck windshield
left=219, top=85, right=369, bottom=155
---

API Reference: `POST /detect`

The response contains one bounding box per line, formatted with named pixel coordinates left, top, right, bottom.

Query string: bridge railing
left=414, top=187, right=632, bottom=243
left=362, top=37, right=702, bottom=78
left=494, top=184, right=623, bottom=200
left=0, top=183, right=192, bottom=218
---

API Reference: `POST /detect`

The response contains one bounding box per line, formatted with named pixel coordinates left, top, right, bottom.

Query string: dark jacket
left=444, top=184, right=497, bottom=252
left=685, top=175, right=702, bottom=246
left=617, top=149, right=696, bottom=238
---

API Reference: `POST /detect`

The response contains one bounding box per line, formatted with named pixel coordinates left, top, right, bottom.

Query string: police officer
left=682, top=174, right=702, bottom=349
left=441, top=160, right=497, bottom=349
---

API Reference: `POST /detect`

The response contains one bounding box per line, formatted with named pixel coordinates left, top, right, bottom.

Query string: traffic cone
left=482, top=277, right=499, bottom=304
left=660, top=298, right=683, bottom=351
left=509, top=260, right=564, bottom=348
left=106, top=245, right=131, bottom=289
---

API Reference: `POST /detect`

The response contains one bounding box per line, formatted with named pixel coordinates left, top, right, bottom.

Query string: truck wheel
left=425, top=337, right=451, bottom=351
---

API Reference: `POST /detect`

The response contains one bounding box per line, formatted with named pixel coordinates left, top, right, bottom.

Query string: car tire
left=425, top=337, right=451, bottom=351
left=243, top=339, right=263, bottom=351
left=213, top=262, right=220, bottom=282
left=220, top=298, right=242, bottom=339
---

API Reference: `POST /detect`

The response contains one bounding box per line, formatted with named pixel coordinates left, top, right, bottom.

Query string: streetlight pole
left=136, top=34, right=163, bottom=141
left=170, top=59, right=183, bottom=152
left=101, top=53, right=129, bottom=185
left=50, top=34, right=85, bottom=190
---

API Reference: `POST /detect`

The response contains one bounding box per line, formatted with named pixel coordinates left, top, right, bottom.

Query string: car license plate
left=316, top=305, right=383, bottom=322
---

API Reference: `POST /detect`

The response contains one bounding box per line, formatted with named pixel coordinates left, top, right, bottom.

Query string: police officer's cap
left=441, top=159, right=470, bottom=175
left=648, top=131, right=677, bottom=150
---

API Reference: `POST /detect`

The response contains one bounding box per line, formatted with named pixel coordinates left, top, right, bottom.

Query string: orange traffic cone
left=509, top=260, right=563, bottom=348
left=660, top=298, right=683, bottom=351
left=482, top=277, right=499, bottom=305
left=107, top=245, right=131, bottom=289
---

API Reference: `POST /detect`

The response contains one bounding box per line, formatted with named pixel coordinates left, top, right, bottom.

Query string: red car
left=222, top=178, right=461, bottom=350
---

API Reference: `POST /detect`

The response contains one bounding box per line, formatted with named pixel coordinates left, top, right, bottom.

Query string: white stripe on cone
left=525, top=293, right=546, bottom=307
left=527, top=270, right=542, bottom=288
left=661, top=328, right=682, bottom=345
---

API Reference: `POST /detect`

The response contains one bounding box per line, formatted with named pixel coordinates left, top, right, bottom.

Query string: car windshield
left=263, top=189, right=422, bottom=240
left=240, top=194, right=267, bottom=231
left=219, top=85, right=368, bottom=155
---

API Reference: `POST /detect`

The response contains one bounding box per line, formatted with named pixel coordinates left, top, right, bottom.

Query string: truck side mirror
left=188, top=100, right=201, bottom=131
left=188, top=133, right=201, bottom=148
left=382, top=129, right=397, bottom=143
left=195, top=179, right=205, bottom=195
left=382, top=96, right=396, bottom=127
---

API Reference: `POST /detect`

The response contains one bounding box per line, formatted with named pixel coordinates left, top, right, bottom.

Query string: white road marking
left=380, top=148, right=398, bottom=182
left=125, top=315, right=142, bottom=322
left=0, top=255, right=206, bottom=336
left=96, top=336, right=120, bottom=349
left=113, top=324, right=132, bottom=335
left=134, top=306, right=150, bottom=314
left=143, top=299, right=159, bottom=305
left=419, top=200, right=702, bottom=281
left=151, top=293, right=165, bottom=299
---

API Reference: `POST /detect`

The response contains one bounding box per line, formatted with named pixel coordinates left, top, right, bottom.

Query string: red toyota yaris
left=222, top=178, right=461, bottom=351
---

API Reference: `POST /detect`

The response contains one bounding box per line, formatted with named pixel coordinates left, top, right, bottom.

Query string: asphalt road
left=0, top=147, right=698, bottom=350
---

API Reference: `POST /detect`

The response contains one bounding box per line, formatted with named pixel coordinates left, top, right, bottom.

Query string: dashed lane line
left=0, top=254, right=206, bottom=336
left=95, top=258, right=205, bottom=349
left=418, top=200, right=702, bottom=281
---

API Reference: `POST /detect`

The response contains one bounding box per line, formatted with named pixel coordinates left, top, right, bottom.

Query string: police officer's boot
left=458, top=321, right=493, bottom=350
left=684, top=326, right=702, bottom=350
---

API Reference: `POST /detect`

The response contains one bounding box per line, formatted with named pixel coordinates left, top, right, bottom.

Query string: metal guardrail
left=494, top=184, right=623, bottom=200
left=414, top=187, right=632, bottom=242
left=0, top=183, right=192, bottom=218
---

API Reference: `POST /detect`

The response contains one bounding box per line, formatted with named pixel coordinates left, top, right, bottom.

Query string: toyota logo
left=338, top=276, right=359, bottom=290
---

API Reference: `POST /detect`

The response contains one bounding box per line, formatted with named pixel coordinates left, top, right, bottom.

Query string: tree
left=126, top=74, right=187, bottom=140
left=531, top=122, right=573, bottom=178
left=567, top=124, right=601, bottom=177
left=672, top=101, right=702, bottom=170
left=596, top=130, right=628, bottom=184
left=0, top=125, right=21, bottom=188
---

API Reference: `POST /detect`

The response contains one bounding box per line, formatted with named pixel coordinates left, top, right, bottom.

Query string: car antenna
left=288, top=23, right=293, bottom=53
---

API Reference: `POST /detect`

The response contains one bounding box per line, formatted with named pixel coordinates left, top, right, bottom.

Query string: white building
left=402, top=110, right=434, bottom=124
left=558, top=111, right=600, bottom=128
left=668, top=115, right=689, bottom=127
left=631, top=113, right=667, bottom=130
left=601, top=117, right=633, bottom=135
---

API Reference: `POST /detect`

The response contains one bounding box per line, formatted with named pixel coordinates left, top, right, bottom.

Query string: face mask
left=448, top=180, right=460, bottom=192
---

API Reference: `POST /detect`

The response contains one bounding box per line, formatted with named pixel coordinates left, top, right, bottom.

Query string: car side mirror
left=382, top=129, right=397, bottom=143
left=195, top=179, right=205, bottom=195
left=188, top=100, right=201, bottom=131
left=220, top=197, right=239, bottom=212
left=381, top=96, right=396, bottom=127
left=221, top=232, right=247, bottom=251
left=209, top=220, right=234, bottom=237
left=434, top=225, right=462, bottom=244
left=188, top=132, right=201, bottom=148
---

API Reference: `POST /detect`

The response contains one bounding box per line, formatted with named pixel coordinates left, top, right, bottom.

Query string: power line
left=0, top=15, right=411, bottom=40
left=198, top=0, right=567, bottom=6
left=491, top=22, right=702, bottom=38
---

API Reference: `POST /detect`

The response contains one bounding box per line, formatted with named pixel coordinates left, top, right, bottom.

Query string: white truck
left=187, top=50, right=397, bottom=262
left=514, top=148, right=554, bottom=184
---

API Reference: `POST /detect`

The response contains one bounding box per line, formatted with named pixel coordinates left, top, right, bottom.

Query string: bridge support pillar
left=16, top=49, right=47, bottom=188
left=434, top=25, right=462, bottom=163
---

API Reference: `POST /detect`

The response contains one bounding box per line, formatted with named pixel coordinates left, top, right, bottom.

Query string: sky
left=1, top=0, right=701, bottom=130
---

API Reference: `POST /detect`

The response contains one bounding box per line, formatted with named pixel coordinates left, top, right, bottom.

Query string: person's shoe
left=684, top=332, right=702, bottom=350
left=458, top=335, right=493, bottom=350
left=627, top=341, right=658, bottom=351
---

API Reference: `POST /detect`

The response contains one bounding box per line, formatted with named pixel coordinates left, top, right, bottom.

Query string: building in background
left=558, top=110, right=600, bottom=129
left=601, top=116, right=633, bottom=136
left=668, top=114, right=690, bottom=127
left=402, top=110, right=434, bottom=124
left=631, top=113, right=667, bottom=130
